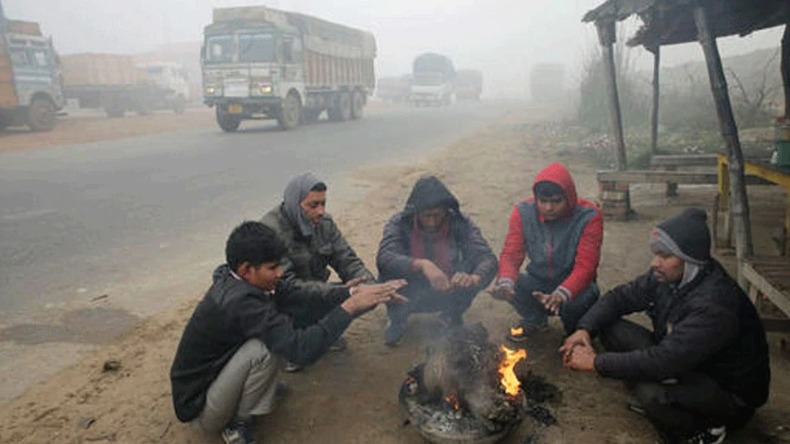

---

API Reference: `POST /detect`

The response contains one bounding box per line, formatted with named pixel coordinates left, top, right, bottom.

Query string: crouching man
left=560, top=208, right=770, bottom=444
left=170, top=221, right=406, bottom=444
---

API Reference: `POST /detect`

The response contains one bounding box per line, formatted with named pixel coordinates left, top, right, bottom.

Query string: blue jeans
left=509, top=273, right=599, bottom=334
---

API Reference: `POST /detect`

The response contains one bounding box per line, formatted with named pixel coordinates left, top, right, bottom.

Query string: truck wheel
left=350, top=91, right=365, bottom=120
left=216, top=108, right=241, bottom=132
left=26, top=98, right=57, bottom=132
left=328, top=92, right=351, bottom=122
left=277, top=93, right=301, bottom=130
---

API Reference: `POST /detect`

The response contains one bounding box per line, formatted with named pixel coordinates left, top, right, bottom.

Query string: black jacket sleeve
left=577, top=269, right=655, bottom=336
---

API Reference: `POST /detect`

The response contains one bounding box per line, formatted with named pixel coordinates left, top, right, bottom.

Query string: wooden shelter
left=583, top=0, right=790, bottom=281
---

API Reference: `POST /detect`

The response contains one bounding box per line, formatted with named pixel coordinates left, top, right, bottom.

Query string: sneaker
left=384, top=318, right=407, bottom=346
left=221, top=418, right=257, bottom=444
left=506, top=321, right=548, bottom=343
left=681, top=426, right=726, bottom=444
left=284, top=361, right=303, bottom=373
left=627, top=396, right=646, bottom=416
left=328, top=336, right=347, bottom=352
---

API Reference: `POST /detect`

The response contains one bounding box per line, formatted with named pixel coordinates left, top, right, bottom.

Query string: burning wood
left=400, top=323, right=528, bottom=443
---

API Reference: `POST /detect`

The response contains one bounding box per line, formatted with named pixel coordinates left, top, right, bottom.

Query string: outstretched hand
left=488, top=283, right=515, bottom=302
left=341, top=279, right=408, bottom=314
left=415, top=259, right=450, bottom=292
left=450, top=272, right=481, bottom=289
left=532, top=290, right=563, bottom=315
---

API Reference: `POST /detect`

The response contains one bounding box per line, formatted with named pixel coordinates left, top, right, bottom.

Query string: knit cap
left=652, top=207, right=711, bottom=264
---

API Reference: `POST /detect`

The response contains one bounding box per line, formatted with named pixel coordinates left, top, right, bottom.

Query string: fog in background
left=5, top=0, right=784, bottom=98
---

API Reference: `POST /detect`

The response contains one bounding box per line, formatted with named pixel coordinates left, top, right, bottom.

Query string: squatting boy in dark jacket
left=170, top=221, right=405, bottom=444
left=377, top=175, right=498, bottom=346
left=561, top=208, right=770, bottom=444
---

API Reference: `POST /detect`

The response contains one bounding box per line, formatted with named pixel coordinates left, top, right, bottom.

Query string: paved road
left=0, top=101, right=508, bottom=400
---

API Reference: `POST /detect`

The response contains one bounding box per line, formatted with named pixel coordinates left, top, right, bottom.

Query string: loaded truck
left=410, top=53, right=456, bottom=107
left=201, top=6, right=376, bottom=132
left=376, top=75, right=411, bottom=103
left=61, top=54, right=190, bottom=117
left=0, top=18, right=63, bottom=131
left=455, top=69, right=482, bottom=101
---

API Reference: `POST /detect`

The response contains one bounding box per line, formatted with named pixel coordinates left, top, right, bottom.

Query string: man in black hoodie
left=170, top=221, right=405, bottom=444
left=560, top=208, right=770, bottom=444
left=376, top=176, right=498, bottom=346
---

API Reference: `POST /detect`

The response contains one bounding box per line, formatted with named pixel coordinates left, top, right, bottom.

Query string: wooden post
left=694, top=6, right=753, bottom=285
left=650, top=45, right=660, bottom=155
left=782, top=24, right=789, bottom=119
left=596, top=19, right=628, bottom=171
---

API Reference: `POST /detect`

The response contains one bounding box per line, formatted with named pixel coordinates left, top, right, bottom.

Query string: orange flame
left=498, top=345, right=527, bottom=396
left=510, top=327, right=524, bottom=337
left=444, top=391, right=461, bottom=411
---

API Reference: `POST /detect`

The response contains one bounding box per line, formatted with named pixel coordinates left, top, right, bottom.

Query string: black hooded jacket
left=376, top=176, right=497, bottom=288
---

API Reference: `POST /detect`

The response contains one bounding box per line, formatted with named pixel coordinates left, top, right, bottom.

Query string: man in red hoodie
left=490, top=162, right=603, bottom=342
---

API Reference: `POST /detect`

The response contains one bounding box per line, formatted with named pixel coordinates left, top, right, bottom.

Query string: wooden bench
left=741, top=255, right=790, bottom=332
left=649, top=154, right=720, bottom=197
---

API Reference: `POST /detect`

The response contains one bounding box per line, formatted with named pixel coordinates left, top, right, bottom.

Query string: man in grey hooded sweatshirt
left=261, top=173, right=375, bottom=365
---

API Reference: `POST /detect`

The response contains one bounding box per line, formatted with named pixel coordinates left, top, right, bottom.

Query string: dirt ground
left=1, top=107, right=789, bottom=444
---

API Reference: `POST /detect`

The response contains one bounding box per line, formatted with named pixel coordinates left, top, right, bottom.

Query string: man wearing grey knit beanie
left=559, top=208, right=770, bottom=444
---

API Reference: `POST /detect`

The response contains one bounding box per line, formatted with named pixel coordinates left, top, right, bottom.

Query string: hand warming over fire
left=450, top=272, right=481, bottom=289
left=488, top=282, right=515, bottom=301
left=532, top=290, right=564, bottom=315
left=341, top=280, right=408, bottom=314
left=413, top=258, right=451, bottom=292
left=563, top=342, right=597, bottom=372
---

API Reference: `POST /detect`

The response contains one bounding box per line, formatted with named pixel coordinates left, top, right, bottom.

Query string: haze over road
left=0, top=101, right=508, bottom=401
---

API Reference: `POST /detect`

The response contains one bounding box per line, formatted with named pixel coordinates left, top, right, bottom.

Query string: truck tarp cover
left=412, top=53, right=455, bottom=77
left=212, top=6, right=375, bottom=60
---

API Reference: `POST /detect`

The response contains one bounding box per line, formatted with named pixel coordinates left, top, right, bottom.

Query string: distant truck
left=0, top=19, right=64, bottom=131
left=455, top=69, right=482, bottom=101
left=201, top=6, right=376, bottom=132
left=376, top=75, right=411, bottom=103
left=61, top=54, right=190, bottom=117
left=410, top=53, right=456, bottom=107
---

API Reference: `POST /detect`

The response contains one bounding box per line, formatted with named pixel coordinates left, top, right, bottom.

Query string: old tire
left=26, top=98, right=57, bottom=132
left=277, top=93, right=301, bottom=130
left=328, top=92, right=351, bottom=122
left=216, top=108, right=241, bottom=132
left=350, top=91, right=365, bottom=120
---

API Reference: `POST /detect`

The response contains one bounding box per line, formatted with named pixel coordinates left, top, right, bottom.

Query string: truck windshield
left=414, top=73, right=444, bottom=86
left=205, top=35, right=234, bottom=63
left=238, top=33, right=275, bottom=63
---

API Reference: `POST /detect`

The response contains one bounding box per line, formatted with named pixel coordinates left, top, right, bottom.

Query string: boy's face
left=536, top=194, right=567, bottom=221
left=239, top=260, right=283, bottom=291
left=300, top=190, right=327, bottom=225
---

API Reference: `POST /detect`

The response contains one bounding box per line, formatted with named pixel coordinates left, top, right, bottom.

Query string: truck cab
left=410, top=53, right=456, bottom=107
left=0, top=21, right=64, bottom=131
left=202, top=16, right=304, bottom=131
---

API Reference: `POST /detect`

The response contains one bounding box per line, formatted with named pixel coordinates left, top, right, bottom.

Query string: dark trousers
left=510, top=273, right=599, bottom=334
left=600, top=320, right=755, bottom=439
left=386, top=284, right=478, bottom=323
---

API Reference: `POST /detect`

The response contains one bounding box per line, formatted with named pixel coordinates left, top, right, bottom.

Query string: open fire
left=498, top=345, right=527, bottom=396
left=399, top=324, right=528, bottom=443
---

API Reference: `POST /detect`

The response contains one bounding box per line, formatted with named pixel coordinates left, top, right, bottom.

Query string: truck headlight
left=204, top=85, right=221, bottom=96
left=250, top=83, right=273, bottom=96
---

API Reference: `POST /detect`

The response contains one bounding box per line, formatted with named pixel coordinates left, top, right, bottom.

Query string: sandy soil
left=0, top=106, right=789, bottom=444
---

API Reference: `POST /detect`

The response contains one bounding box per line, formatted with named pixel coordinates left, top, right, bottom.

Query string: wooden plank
left=742, top=257, right=790, bottom=317
left=598, top=170, right=772, bottom=185
left=650, top=154, right=719, bottom=168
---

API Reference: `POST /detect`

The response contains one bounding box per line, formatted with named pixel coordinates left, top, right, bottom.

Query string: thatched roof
left=583, top=0, right=790, bottom=48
